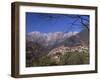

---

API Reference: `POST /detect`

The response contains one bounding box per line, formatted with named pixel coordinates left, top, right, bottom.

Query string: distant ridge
left=77, top=28, right=89, bottom=45
left=66, top=28, right=89, bottom=46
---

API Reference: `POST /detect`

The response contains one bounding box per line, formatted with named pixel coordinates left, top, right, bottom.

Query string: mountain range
left=26, top=31, right=78, bottom=47
left=26, top=28, right=89, bottom=48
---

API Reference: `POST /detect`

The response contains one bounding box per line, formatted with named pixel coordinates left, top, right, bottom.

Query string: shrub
left=26, top=49, right=89, bottom=67
left=59, top=51, right=89, bottom=65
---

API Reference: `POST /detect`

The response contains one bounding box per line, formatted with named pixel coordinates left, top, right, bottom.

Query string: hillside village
left=47, top=44, right=89, bottom=64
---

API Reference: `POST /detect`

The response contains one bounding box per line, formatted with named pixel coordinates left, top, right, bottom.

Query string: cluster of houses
left=47, top=45, right=89, bottom=63
left=48, top=45, right=88, bottom=56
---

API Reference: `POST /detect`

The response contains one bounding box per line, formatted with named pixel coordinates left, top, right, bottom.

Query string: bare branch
left=77, top=15, right=89, bottom=31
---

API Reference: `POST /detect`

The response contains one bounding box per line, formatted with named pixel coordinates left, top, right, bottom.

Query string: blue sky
left=26, top=12, right=89, bottom=33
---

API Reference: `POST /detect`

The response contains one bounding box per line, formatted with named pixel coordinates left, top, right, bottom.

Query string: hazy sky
left=26, top=12, right=89, bottom=33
